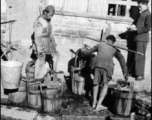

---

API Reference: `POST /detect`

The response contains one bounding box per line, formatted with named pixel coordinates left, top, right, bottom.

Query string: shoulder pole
left=80, top=35, right=144, bottom=56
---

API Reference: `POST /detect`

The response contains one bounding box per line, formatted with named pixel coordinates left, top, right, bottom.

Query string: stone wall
left=1, top=0, right=151, bottom=78
left=52, top=15, right=151, bottom=78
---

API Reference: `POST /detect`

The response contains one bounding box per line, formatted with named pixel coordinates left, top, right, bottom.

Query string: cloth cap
left=106, top=35, right=116, bottom=42
left=44, top=5, right=55, bottom=13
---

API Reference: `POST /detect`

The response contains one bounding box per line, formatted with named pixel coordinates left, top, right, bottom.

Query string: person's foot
left=92, top=103, right=96, bottom=109
left=136, top=76, right=144, bottom=81
left=95, top=105, right=107, bottom=111
left=92, top=102, right=97, bottom=109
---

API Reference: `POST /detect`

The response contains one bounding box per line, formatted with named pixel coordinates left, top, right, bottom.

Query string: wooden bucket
left=26, top=61, right=43, bottom=109
left=74, top=75, right=86, bottom=95
left=8, top=80, right=26, bottom=104
left=41, top=88, right=62, bottom=112
left=113, top=81, right=136, bottom=116
left=28, top=84, right=43, bottom=109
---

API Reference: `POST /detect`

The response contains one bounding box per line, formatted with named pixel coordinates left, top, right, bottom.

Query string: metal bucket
left=1, top=61, right=23, bottom=89
left=8, top=80, right=26, bottom=104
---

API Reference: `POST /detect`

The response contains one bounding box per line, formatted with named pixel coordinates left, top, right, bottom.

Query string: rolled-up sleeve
left=82, top=45, right=98, bottom=56
left=137, top=14, right=151, bottom=34
left=115, top=50, right=128, bottom=75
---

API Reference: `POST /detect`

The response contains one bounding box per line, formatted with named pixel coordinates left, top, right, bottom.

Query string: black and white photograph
left=1, top=0, right=151, bottom=120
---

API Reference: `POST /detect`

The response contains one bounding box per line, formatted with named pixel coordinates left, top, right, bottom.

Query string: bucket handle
left=116, top=81, right=134, bottom=97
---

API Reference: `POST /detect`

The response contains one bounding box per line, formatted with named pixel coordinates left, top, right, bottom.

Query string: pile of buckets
left=1, top=60, right=63, bottom=112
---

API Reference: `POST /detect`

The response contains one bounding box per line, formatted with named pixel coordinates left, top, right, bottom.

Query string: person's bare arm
left=50, top=29, right=57, bottom=46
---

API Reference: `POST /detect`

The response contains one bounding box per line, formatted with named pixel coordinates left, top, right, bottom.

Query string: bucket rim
left=1, top=61, right=23, bottom=67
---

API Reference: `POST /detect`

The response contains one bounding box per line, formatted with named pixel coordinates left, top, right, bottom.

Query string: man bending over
left=82, top=35, right=128, bottom=111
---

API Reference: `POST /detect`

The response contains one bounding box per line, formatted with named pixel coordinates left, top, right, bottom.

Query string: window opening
left=108, top=4, right=117, bottom=16
left=108, top=4, right=126, bottom=17
left=117, top=5, right=126, bottom=16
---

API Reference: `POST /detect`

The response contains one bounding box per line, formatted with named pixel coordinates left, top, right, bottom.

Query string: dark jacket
left=135, top=9, right=151, bottom=42
left=82, top=42, right=127, bottom=76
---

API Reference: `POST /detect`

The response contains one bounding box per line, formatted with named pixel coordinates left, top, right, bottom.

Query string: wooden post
left=100, top=29, right=103, bottom=42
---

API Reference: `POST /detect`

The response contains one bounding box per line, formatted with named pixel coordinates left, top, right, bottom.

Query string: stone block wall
left=51, top=15, right=151, bottom=77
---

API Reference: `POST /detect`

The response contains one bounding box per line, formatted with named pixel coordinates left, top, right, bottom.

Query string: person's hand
left=128, top=25, right=137, bottom=31
left=84, top=44, right=91, bottom=49
left=80, top=61, right=86, bottom=70
left=123, top=73, right=128, bottom=81
left=91, top=74, right=94, bottom=79
left=48, top=69, right=55, bottom=74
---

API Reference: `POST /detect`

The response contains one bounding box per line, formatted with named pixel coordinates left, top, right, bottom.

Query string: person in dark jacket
left=82, top=35, right=128, bottom=111
left=72, top=48, right=95, bottom=99
left=129, top=0, right=151, bottom=81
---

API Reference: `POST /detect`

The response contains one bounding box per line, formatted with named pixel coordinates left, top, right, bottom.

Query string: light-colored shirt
left=34, top=16, right=57, bottom=55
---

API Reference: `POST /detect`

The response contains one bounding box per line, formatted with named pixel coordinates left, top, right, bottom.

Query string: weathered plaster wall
left=1, top=0, right=7, bottom=34
left=1, top=0, right=151, bottom=78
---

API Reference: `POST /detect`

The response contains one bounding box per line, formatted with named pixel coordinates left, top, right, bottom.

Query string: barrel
left=113, top=89, right=136, bottom=116
left=41, top=88, right=62, bottom=112
left=74, top=75, right=86, bottom=95
left=8, top=80, right=26, bottom=104
left=1, top=61, right=23, bottom=89
left=28, top=84, right=42, bottom=109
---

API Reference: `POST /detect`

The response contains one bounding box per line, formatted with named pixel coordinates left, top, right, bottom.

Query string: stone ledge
left=1, top=105, right=38, bottom=120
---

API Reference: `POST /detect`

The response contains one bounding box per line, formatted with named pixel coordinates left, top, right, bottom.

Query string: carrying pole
left=80, top=35, right=144, bottom=56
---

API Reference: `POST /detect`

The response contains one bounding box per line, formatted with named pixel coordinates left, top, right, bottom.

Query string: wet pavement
left=1, top=90, right=133, bottom=120
left=1, top=91, right=151, bottom=120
